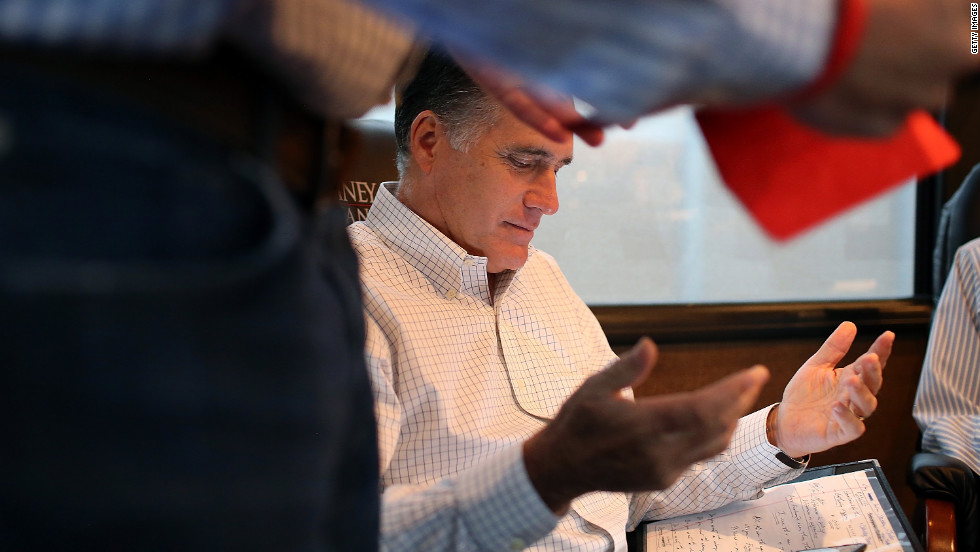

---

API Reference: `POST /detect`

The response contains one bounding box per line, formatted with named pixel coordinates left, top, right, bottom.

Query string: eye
left=505, top=155, right=535, bottom=170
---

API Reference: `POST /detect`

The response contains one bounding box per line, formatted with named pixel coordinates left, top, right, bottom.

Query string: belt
left=2, top=44, right=342, bottom=211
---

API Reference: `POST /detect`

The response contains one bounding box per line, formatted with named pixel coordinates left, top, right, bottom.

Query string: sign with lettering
left=339, top=180, right=380, bottom=224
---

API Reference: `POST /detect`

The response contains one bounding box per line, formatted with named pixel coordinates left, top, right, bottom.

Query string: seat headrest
left=934, top=163, right=980, bottom=302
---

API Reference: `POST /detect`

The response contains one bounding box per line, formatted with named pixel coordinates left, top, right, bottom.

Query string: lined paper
left=645, top=471, right=904, bottom=552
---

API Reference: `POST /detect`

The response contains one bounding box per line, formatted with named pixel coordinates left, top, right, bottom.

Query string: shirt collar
left=366, top=182, right=500, bottom=303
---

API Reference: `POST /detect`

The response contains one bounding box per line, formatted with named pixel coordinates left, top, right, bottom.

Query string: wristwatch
left=775, top=451, right=810, bottom=468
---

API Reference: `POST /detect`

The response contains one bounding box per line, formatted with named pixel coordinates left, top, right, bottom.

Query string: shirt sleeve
left=627, top=405, right=805, bottom=527
left=365, top=314, right=559, bottom=552
left=0, top=0, right=236, bottom=52
left=913, top=240, right=980, bottom=476
left=362, top=0, right=836, bottom=122
left=0, top=0, right=423, bottom=119
left=225, top=0, right=423, bottom=119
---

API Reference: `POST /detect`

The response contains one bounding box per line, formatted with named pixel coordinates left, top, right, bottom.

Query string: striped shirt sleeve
left=362, top=0, right=836, bottom=122
left=0, top=0, right=234, bottom=53
left=913, top=238, right=980, bottom=475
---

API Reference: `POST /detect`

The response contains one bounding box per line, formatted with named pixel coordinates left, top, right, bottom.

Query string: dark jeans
left=0, top=61, right=378, bottom=550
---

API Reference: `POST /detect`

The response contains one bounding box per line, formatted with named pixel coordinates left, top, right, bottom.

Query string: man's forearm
left=360, top=0, right=834, bottom=122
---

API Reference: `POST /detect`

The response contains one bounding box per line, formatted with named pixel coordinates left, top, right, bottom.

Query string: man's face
left=424, top=109, right=573, bottom=273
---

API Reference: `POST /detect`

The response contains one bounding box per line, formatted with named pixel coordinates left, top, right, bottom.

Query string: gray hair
left=394, top=50, right=503, bottom=177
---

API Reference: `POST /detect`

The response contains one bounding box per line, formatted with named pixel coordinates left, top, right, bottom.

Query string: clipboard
left=628, top=459, right=923, bottom=552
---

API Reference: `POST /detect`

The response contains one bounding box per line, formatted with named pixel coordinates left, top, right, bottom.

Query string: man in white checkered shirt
left=349, top=50, right=896, bottom=552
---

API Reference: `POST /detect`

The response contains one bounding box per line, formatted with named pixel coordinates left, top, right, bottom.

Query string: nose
left=524, top=171, right=559, bottom=216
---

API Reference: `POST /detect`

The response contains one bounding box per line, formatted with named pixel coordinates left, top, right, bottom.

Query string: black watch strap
left=775, top=451, right=809, bottom=468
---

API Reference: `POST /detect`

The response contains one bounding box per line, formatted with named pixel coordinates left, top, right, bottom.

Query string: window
left=534, top=107, right=917, bottom=305
left=359, top=104, right=918, bottom=306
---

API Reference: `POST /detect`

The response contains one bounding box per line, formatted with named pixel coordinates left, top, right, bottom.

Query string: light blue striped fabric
left=0, top=0, right=235, bottom=53
left=0, top=0, right=838, bottom=122
left=914, top=237, right=980, bottom=475
left=364, top=0, right=835, bottom=123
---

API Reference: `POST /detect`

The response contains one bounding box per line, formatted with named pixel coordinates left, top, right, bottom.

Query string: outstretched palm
left=775, top=322, right=893, bottom=458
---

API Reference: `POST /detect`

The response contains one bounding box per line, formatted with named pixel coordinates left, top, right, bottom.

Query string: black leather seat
left=908, top=163, right=980, bottom=552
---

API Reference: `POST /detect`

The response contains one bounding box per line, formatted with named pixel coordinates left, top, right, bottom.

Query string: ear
left=409, top=110, right=442, bottom=175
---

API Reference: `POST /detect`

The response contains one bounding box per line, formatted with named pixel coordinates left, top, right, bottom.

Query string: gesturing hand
left=455, top=53, right=608, bottom=147
left=523, top=337, right=770, bottom=514
left=773, top=322, right=895, bottom=458
left=792, top=0, right=978, bottom=136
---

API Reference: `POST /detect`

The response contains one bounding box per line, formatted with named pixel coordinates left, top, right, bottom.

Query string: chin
left=486, top=244, right=530, bottom=273
left=487, top=258, right=526, bottom=274
left=502, top=255, right=530, bottom=272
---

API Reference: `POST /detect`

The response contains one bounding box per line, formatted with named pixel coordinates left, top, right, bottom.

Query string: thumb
left=805, top=321, right=857, bottom=367
left=582, top=337, right=658, bottom=397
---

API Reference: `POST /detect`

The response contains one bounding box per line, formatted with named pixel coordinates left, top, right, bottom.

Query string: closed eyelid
left=499, top=148, right=572, bottom=171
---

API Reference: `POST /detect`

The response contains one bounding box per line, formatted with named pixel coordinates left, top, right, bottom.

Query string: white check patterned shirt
left=914, top=237, right=980, bottom=475
left=350, top=183, right=804, bottom=551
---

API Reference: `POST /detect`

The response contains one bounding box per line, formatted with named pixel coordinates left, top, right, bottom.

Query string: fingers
left=648, top=365, right=769, bottom=435
left=506, top=88, right=606, bottom=147
left=656, top=365, right=770, bottom=463
left=625, top=366, right=769, bottom=486
left=851, top=351, right=884, bottom=396
left=704, top=365, right=771, bottom=422
left=858, top=357, right=883, bottom=397
left=457, top=54, right=606, bottom=147
left=566, top=119, right=607, bottom=147
left=793, top=0, right=977, bottom=138
left=805, top=321, right=858, bottom=367
left=842, top=368, right=879, bottom=418
left=489, top=83, right=575, bottom=142
left=841, top=330, right=893, bottom=396
left=867, top=331, right=895, bottom=370
left=661, top=422, right=734, bottom=472
left=581, top=338, right=658, bottom=398
left=831, top=401, right=866, bottom=441
left=538, top=359, right=767, bottom=496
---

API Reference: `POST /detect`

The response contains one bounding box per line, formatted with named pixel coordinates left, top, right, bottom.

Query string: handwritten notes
left=645, top=471, right=905, bottom=552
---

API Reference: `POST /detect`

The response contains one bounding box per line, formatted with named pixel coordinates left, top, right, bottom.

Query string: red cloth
left=697, top=108, right=960, bottom=241
left=695, top=0, right=960, bottom=241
